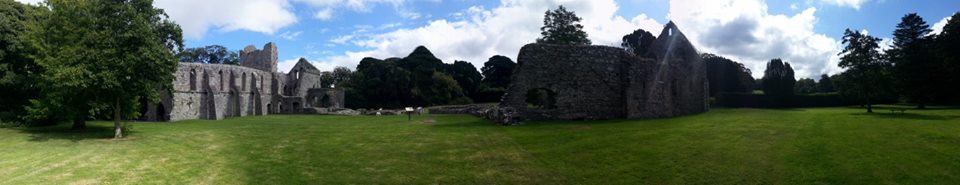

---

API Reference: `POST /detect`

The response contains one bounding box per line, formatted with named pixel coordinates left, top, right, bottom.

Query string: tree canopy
left=30, top=0, right=183, bottom=137
left=761, top=59, right=796, bottom=96
left=176, top=45, right=239, bottom=65
left=702, top=53, right=754, bottom=97
left=536, top=5, right=590, bottom=45
left=621, top=29, right=656, bottom=57
left=838, top=29, right=891, bottom=113
left=0, top=0, right=47, bottom=124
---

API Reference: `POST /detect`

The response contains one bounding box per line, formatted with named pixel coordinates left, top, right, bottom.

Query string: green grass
left=1, top=105, right=959, bottom=184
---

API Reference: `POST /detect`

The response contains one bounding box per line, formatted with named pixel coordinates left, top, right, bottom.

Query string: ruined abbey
left=139, top=43, right=345, bottom=121
left=487, top=22, right=708, bottom=124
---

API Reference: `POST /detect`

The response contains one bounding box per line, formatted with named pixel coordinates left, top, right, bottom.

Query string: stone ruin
left=138, top=42, right=351, bottom=122
left=486, top=21, right=708, bottom=124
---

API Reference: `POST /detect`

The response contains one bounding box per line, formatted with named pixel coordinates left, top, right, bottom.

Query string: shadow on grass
left=849, top=112, right=960, bottom=121
left=17, top=124, right=136, bottom=142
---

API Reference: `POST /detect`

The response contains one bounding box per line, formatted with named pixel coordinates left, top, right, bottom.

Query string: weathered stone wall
left=167, top=63, right=275, bottom=121
left=500, top=44, right=633, bottom=120
left=240, top=42, right=278, bottom=73
left=495, top=22, right=708, bottom=124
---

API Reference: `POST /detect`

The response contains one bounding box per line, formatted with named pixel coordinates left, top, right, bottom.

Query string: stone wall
left=240, top=43, right=278, bottom=73
left=499, top=44, right=633, bottom=120
left=494, top=21, right=708, bottom=124
left=167, top=63, right=275, bottom=121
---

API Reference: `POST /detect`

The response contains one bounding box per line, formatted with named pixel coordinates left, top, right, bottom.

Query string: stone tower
left=240, top=42, right=278, bottom=73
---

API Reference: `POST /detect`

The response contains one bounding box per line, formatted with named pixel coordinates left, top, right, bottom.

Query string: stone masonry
left=492, top=21, right=708, bottom=124
left=139, top=42, right=345, bottom=121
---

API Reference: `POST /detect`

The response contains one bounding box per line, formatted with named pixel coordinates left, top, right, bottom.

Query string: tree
left=936, top=12, right=960, bottom=103
left=621, top=28, right=656, bottom=57
left=31, top=0, right=183, bottom=137
left=0, top=1, right=48, bottom=124
left=176, top=45, right=239, bottom=65
left=426, top=72, right=470, bottom=105
left=444, top=61, right=482, bottom=97
left=536, top=5, right=590, bottom=45
left=817, top=74, right=835, bottom=93
left=794, top=78, right=817, bottom=94
left=888, top=13, right=940, bottom=108
left=480, top=55, right=516, bottom=88
left=838, top=29, right=890, bottom=113
left=761, top=59, right=796, bottom=96
left=331, top=66, right=352, bottom=87
left=702, top=53, right=754, bottom=97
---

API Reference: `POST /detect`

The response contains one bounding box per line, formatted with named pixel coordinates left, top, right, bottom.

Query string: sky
left=14, top=0, right=960, bottom=79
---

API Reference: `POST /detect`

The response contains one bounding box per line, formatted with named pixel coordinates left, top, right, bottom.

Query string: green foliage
left=936, top=12, right=960, bottom=103
left=794, top=78, right=817, bottom=94
left=761, top=59, right=796, bottom=96
left=621, top=28, right=656, bottom=57
left=838, top=29, right=893, bottom=112
left=703, top=53, right=755, bottom=97
left=888, top=13, right=942, bottom=108
left=817, top=74, right=835, bottom=93
left=344, top=57, right=415, bottom=108
left=480, top=55, right=516, bottom=89
left=443, top=60, right=482, bottom=97
left=0, top=0, right=47, bottom=124
left=426, top=72, right=470, bottom=105
left=30, top=0, right=183, bottom=135
left=176, top=45, right=239, bottom=65
left=536, top=5, right=590, bottom=45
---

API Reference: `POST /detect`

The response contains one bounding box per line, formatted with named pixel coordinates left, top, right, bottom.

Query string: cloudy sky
left=15, top=0, right=959, bottom=79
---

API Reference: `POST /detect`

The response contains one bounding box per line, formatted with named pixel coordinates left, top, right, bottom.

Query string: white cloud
left=314, top=8, right=334, bottom=20
left=277, top=31, right=303, bottom=40
left=154, top=0, right=298, bottom=39
left=669, top=0, right=843, bottom=79
left=330, top=35, right=355, bottom=44
left=302, top=0, right=663, bottom=74
left=820, top=0, right=868, bottom=10
left=931, top=15, right=952, bottom=35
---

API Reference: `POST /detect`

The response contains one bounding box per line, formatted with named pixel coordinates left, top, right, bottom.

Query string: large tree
left=794, top=78, right=817, bottom=94
left=536, top=5, right=590, bottom=45
left=702, top=53, right=754, bottom=97
left=761, top=59, right=796, bottom=96
left=621, top=28, right=656, bottom=57
left=176, top=45, right=239, bottom=65
left=888, top=13, right=940, bottom=108
left=31, top=0, right=183, bottom=137
left=0, top=1, right=47, bottom=124
left=936, top=12, right=960, bottom=103
left=444, top=60, right=482, bottom=97
left=817, top=74, right=835, bottom=93
left=838, top=29, right=890, bottom=113
left=480, top=55, right=516, bottom=89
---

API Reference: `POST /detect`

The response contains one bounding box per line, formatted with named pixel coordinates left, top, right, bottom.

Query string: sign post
left=404, top=107, right=414, bottom=121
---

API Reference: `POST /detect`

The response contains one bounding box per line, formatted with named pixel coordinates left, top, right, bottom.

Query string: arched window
left=218, top=70, right=223, bottom=91
left=189, top=69, right=197, bottom=91
left=242, top=72, right=247, bottom=91
left=526, top=88, right=557, bottom=109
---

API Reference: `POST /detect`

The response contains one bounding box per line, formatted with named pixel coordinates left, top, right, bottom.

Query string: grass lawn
left=1, top=105, right=959, bottom=184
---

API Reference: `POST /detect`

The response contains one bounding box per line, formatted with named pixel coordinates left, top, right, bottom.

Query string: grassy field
left=1, top=105, right=959, bottom=184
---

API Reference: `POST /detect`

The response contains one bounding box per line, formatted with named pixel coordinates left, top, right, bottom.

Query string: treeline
left=337, top=46, right=516, bottom=109
left=707, top=12, right=960, bottom=112
left=0, top=0, right=183, bottom=138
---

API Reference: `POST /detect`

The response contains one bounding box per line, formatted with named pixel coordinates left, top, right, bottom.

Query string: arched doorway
left=156, top=103, right=167, bottom=121
left=526, top=88, right=557, bottom=109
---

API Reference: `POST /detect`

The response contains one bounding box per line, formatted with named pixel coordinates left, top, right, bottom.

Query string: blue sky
left=16, top=0, right=959, bottom=78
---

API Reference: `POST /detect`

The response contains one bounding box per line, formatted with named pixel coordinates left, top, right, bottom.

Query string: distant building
left=139, top=42, right=344, bottom=121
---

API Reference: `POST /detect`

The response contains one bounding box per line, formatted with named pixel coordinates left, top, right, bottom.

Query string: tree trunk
left=866, top=99, right=873, bottom=113
left=114, top=98, right=123, bottom=139
left=71, top=115, right=86, bottom=130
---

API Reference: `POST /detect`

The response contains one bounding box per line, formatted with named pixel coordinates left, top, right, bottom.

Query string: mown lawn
left=1, top=105, right=959, bottom=184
